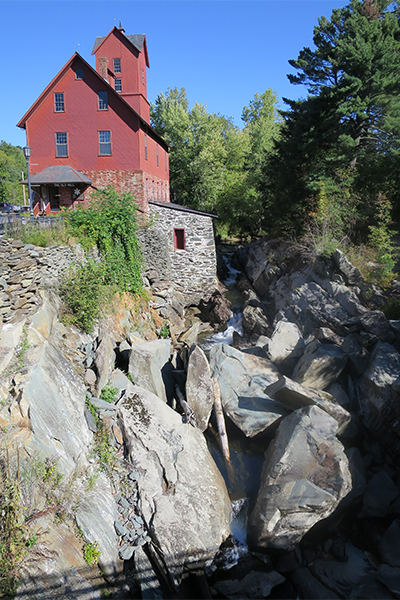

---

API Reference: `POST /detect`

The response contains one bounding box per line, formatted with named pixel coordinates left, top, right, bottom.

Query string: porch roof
left=22, top=166, right=92, bottom=186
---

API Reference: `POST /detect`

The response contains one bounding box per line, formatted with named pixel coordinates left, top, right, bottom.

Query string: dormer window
left=98, top=91, right=108, bottom=110
left=114, top=78, right=122, bottom=92
left=113, top=58, right=121, bottom=73
left=54, top=92, right=64, bottom=112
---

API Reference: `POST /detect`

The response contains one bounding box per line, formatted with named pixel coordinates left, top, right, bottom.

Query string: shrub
left=60, top=261, right=105, bottom=333
left=84, top=541, right=101, bottom=566
left=67, top=187, right=142, bottom=293
left=100, top=383, right=118, bottom=404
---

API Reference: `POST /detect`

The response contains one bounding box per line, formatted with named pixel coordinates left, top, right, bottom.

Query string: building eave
left=149, top=200, right=218, bottom=219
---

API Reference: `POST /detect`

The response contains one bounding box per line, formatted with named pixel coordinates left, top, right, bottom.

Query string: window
left=113, top=58, right=121, bottom=73
left=55, top=132, right=68, bottom=157
left=142, top=69, right=145, bottom=85
left=98, top=91, right=108, bottom=110
left=156, top=145, right=159, bottom=166
left=99, top=131, right=111, bottom=155
left=76, top=67, right=84, bottom=80
left=114, top=78, right=122, bottom=92
left=174, top=229, right=185, bottom=250
left=54, top=92, right=64, bottom=112
left=144, top=134, right=148, bottom=160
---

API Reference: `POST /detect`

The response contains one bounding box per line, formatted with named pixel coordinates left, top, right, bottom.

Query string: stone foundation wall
left=149, top=203, right=217, bottom=304
left=137, top=227, right=171, bottom=284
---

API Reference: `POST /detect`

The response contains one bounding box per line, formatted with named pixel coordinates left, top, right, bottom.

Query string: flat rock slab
left=208, top=343, right=286, bottom=437
left=185, top=344, right=214, bottom=431
left=248, top=405, right=352, bottom=550
left=128, top=338, right=171, bottom=402
left=117, top=383, right=231, bottom=588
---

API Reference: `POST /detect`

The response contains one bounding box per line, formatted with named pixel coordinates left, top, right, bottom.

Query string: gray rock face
left=359, top=310, right=396, bottom=343
left=95, top=326, right=116, bottom=396
left=267, top=320, right=305, bottom=376
left=185, top=344, right=214, bottom=431
left=20, top=340, right=92, bottom=476
left=75, top=473, right=123, bottom=581
left=265, top=376, right=351, bottom=432
left=357, top=342, right=400, bottom=456
left=333, top=249, right=363, bottom=286
left=128, top=338, right=171, bottom=402
left=248, top=406, right=352, bottom=550
left=117, top=383, right=231, bottom=587
left=208, top=343, right=286, bottom=437
left=292, top=340, right=348, bottom=390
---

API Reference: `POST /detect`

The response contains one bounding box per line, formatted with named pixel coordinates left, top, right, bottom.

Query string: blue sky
left=2, top=0, right=347, bottom=147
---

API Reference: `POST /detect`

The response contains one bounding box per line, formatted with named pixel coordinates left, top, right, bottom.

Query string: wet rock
left=128, top=338, right=171, bottom=403
left=117, top=383, right=231, bottom=588
left=267, top=320, right=305, bottom=376
left=292, top=339, right=348, bottom=390
left=248, top=405, right=352, bottom=550
left=208, top=343, right=286, bottom=437
left=199, top=290, right=232, bottom=329
left=185, top=344, right=214, bottom=431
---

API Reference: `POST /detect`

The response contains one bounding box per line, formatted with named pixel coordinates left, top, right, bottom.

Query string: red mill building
left=17, top=25, right=169, bottom=214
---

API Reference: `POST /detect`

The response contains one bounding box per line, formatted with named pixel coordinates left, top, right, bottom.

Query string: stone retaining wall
left=0, top=238, right=95, bottom=324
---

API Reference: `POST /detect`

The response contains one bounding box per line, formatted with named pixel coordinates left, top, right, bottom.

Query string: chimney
left=98, top=57, right=109, bottom=82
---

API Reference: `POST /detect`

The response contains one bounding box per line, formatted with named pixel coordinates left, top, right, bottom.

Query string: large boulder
left=117, top=384, right=231, bottom=588
left=357, top=342, right=400, bottom=457
left=185, top=344, right=214, bottom=431
left=267, top=320, right=305, bottom=376
left=265, top=375, right=351, bottom=432
left=208, top=343, right=286, bottom=437
left=248, top=405, right=352, bottom=550
left=292, top=340, right=348, bottom=390
left=128, top=338, right=171, bottom=402
left=94, top=325, right=116, bottom=396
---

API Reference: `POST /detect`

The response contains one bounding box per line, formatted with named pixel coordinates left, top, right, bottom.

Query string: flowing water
left=201, top=251, right=268, bottom=562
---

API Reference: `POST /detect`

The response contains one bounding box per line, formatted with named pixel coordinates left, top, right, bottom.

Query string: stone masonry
left=149, top=201, right=218, bottom=305
left=0, top=238, right=98, bottom=324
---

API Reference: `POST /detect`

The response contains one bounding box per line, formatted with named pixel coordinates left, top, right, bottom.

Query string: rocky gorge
left=1, top=234, right=400, bottom=599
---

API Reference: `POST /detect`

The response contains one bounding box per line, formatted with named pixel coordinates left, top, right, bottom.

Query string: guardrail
left=0, top=214, right=63, bottom=237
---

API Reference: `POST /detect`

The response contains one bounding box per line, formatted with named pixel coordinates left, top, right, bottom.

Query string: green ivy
left=67, top=187, right=142, bottom=294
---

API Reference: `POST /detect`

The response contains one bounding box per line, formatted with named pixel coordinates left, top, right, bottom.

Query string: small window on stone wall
left=174, top=228, right=185, bottom=250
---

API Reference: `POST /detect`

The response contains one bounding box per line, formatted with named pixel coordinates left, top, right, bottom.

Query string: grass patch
left=100, top=384, right=118, bottom=404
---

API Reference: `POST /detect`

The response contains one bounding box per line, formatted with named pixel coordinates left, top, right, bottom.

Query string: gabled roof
left=16, top=51, right=166, bottom=148
left=23, top=166, right=92, bottom=185
left=91, top=27, right=149, bottom=68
